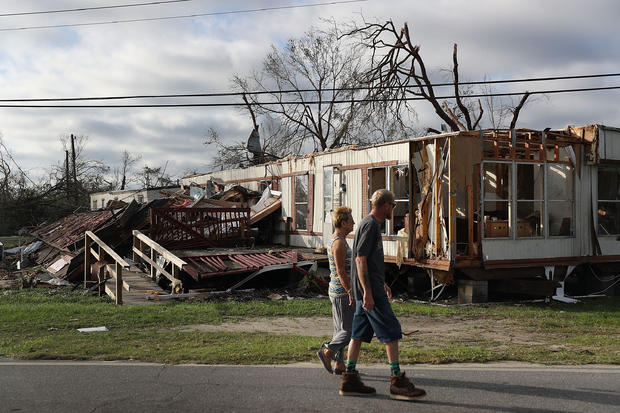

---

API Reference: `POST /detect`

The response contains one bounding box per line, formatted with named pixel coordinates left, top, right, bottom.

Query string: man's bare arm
left=356, top=255, right=375, bottom=311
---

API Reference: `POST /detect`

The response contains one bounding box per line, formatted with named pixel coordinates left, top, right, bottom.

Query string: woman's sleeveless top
left=327, top=236, right=351, bottom=297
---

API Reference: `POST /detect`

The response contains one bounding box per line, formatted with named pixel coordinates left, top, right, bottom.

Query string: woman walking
left=317, top=206, right=356, bottom=374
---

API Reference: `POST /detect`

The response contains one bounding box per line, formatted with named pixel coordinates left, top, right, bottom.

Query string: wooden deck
left=104, top=265, right=167, bottom=305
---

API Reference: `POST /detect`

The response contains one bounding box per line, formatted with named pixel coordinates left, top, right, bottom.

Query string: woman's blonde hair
left=332, top=206, right=352, bottom=228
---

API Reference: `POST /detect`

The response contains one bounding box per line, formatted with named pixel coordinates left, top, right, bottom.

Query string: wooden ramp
left=104, top=265, right=167, bottom=305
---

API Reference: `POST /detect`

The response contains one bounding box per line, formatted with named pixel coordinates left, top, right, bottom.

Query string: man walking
left=339, top=189, right=426, bottom=401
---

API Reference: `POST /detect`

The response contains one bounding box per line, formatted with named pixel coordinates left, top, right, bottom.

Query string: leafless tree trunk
left=347, top=20, right=530, bottom=131
left=118, top=150, right=141, bottom=190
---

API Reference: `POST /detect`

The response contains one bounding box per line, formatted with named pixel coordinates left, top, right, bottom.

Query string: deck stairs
left=104, top=264, right=167, bottom=305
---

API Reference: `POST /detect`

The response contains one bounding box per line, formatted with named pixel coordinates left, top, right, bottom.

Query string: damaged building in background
left=183, top=124, right=620, bottom=303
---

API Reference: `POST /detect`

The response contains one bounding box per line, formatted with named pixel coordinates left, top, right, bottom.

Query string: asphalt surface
left=0, top=360, right=618, bottom=412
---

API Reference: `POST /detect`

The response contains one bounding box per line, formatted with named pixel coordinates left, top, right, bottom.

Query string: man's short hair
left=332, top=206, right=352, bottom=228
left=371, top=189, right=394, bottom=209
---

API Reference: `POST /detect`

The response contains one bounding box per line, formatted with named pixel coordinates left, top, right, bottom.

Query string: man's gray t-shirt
left=351, top=215, right=386, bottom=301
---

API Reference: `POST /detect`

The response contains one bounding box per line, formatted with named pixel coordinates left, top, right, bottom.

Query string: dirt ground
left=177, top=316, right=542, bottom=346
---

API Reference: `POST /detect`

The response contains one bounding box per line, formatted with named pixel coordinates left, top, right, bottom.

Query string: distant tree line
left=0, top=134, right=173, bottom=236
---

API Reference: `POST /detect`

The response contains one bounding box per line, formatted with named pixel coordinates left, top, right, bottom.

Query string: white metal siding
left=599, top=127, right=620, bottom=161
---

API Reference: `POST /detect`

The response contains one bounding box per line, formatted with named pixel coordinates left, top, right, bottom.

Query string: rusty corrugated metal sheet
left=31, top=210, right=114, bottom=250
left=183, top=250, right=306, bottom=280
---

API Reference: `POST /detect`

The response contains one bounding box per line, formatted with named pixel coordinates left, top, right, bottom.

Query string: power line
left=1, top=72, right=619, bottom=102
left=0, top=85, right=618, bottom=108
left=0, top=0, right=367, bottom=32
left=0, top=1, right=193, bottom=18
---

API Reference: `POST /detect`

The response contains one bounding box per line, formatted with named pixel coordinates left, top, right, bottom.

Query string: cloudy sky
left=0, top=0, right=618, bottom=185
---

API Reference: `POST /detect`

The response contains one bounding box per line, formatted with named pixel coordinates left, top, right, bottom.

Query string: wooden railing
left=132, top=230, right=187, bottom=294
left=150, top=207, right=251, bottom=249
left=84, top=231, right=129, bottom=305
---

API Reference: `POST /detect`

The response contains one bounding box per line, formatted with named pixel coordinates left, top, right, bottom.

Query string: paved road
left=0, top=360, right=618, bottom=412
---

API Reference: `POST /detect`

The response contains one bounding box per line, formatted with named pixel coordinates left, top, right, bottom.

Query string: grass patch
left=0, top=236, right=21, bottom=249
left=1, top=288, right=619, bottom=365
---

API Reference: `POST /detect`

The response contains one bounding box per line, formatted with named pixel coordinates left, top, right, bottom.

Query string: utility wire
left=0, top=85, right=618, bottom=108
left=0, top=0, right=367, bottom=32
left=1, top=72, right=619, bottom=102
left=0, top=1, right=193, bottom=18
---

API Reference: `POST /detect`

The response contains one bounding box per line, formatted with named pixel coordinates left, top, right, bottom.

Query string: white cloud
left=0, top=0, right=619, bottom=182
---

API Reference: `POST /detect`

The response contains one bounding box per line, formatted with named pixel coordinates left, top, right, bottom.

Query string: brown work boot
left=390, top=371, right=426, bottom=401
left=339, top=371, right=376, bottom=396
left=317, top=347, right=333, bottom=374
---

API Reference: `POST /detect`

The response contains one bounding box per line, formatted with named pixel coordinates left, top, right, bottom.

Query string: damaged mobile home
left=184, top=124, right=620, bottom=301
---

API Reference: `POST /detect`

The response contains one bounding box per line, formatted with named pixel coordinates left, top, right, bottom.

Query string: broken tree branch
left=452, top=44, right=472, bottom=130
left=442, top=101, right=466, bottom=131
left=472, top=99, right=484, bottom=129
left=242, top=93, right=259, bottom=131
left=509, top=92, right=531, bottom=130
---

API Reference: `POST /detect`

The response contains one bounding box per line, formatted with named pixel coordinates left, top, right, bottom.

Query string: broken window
left=597, top=165, right=620, bottom=235
left=92, top=200, right=97, bottom=210
left=259, top=179, right=279, bottom=192
left=137, top=195, right=144, bottom=203
left=367, top=167, right=387, bottom=233
left=482, top=162, right=512, bottom=238
left=516, top=163, right=543, bottom=238
left=548, top=164, right=574, bottom=236
left=390, top=165, right=409, bottom=234
left=294, top=174, right=308, bottom=231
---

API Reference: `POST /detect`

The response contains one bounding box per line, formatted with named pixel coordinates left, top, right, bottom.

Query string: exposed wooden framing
left=420, top=143, right=430, bottom=256
left=475, top=163, right=481, bottom=248
left=283, top=217, right=291, bottom=246
left=386, top=255, right=451, bottom=271
left=448, top=140, right=456, bottom=261
left=434, top=139, right=441, bottom=256
left=482, top=157, right=572, bottom=165
left=539, top=143, right=545, bottom=161
left=223, top=176, right=275, bottom=185
left=408, top=141, right=416, bottom=260
left=338, top=160, right=398, bottom=171
left=525, top=141, right=530, bottom=160
left=484, top=254, right=620, bottom=269
left=467, top=185, right=474, bottom=258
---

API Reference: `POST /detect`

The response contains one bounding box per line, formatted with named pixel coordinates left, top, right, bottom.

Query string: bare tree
left=205, top=115, right=290, bottom=170
left=55, top=134, right=111, bottom=195
left=137, top=163, right=175, bottom=189
left=230, top=22, right=413, bottom=158
left=0, top=135, right=65, bottom=233
left=112, top=150, right=142, bottom=190
left=347, top=20, right=530, bottom=131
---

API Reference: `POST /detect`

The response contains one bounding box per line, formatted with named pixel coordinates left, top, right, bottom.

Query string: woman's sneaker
left=339, top=371, right=376, bottom=396
left=390, top=371, right=426, bottom=401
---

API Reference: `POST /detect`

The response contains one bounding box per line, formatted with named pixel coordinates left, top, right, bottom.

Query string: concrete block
left=458, top=279, right=488, bottom=304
